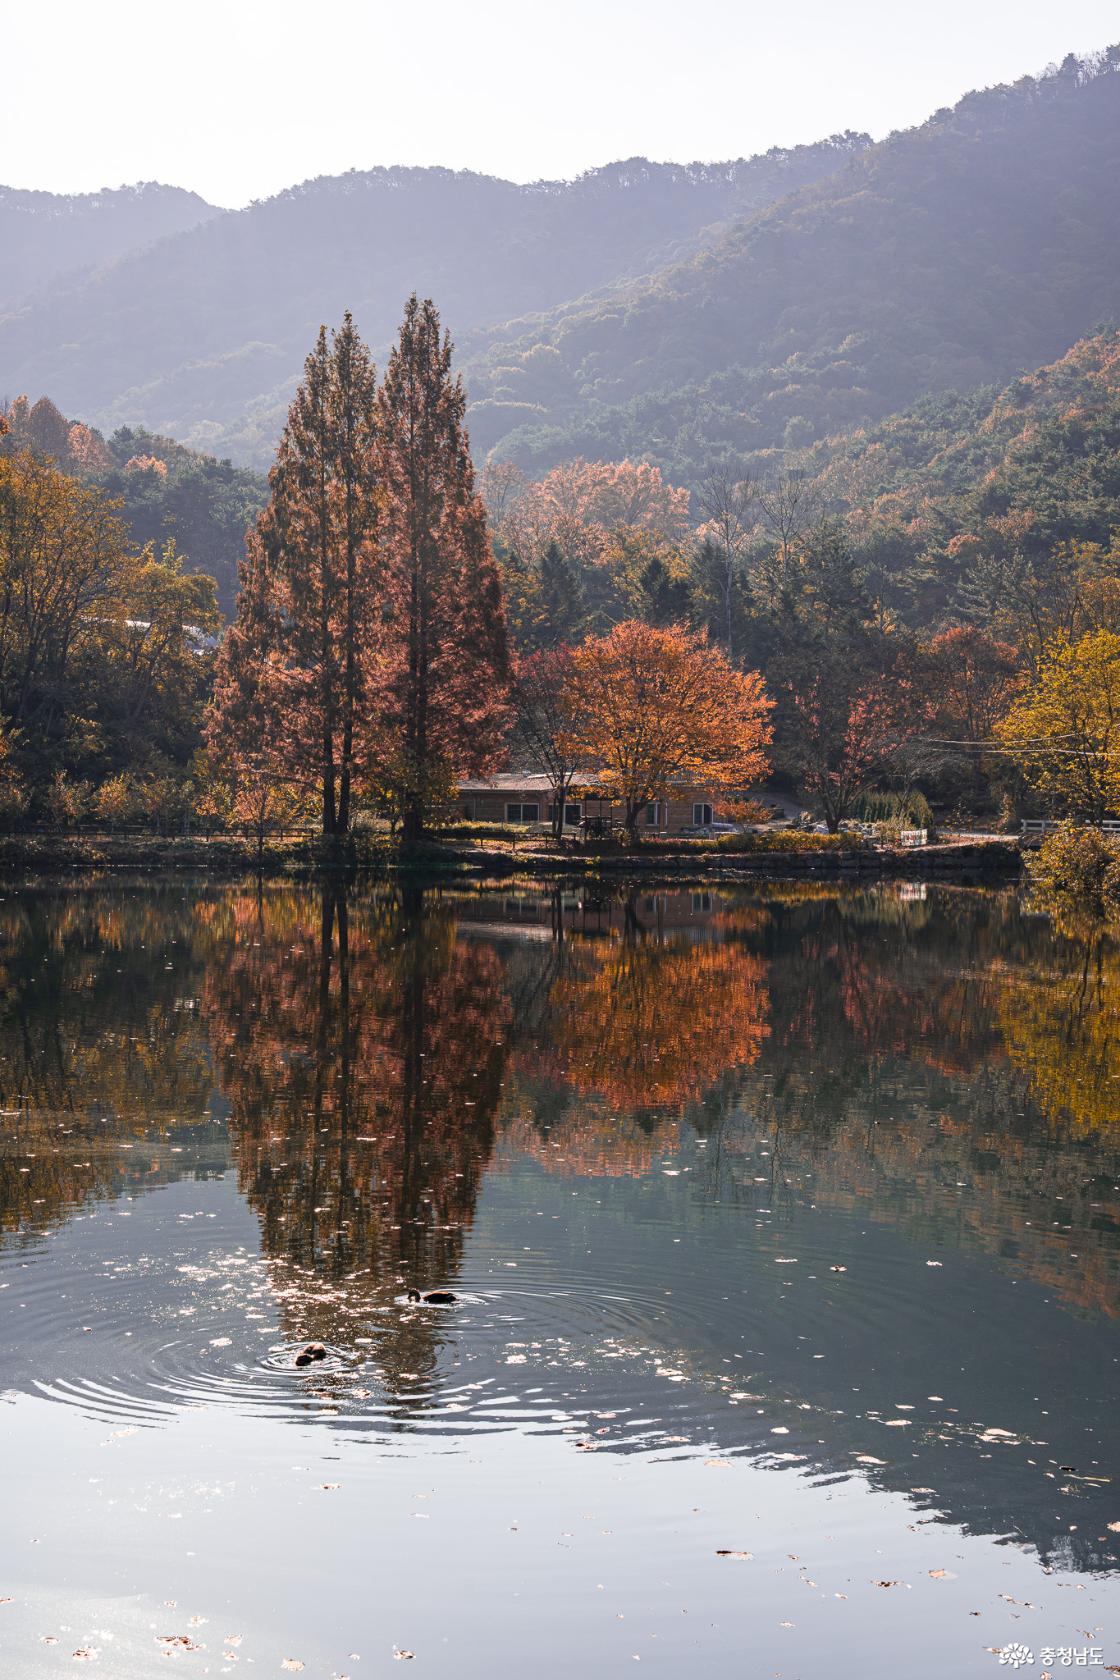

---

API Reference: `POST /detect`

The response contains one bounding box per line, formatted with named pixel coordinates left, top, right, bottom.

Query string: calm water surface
left=0, top=877, right=1118, bottom=1678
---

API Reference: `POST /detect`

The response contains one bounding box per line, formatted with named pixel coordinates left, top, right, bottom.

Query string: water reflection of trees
left=200, top=885, right=511, bottom=1392
left=494, top=890, right=770, bottom=1175
left=0, top=885, right=222, bottom=1242
left=3, top=878, right=1120, bottom=1564
left=708, top=889, right=1120, bottom=1321
left=997, top=922, right=1120, bottom=1140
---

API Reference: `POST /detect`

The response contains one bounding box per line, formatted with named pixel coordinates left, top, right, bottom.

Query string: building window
left=644, top=801, right=661, bottom=826
left=547, top=802, right=583, bottom=825
left=693, top=802, right=713, bottom=826
left=505, top=802, right=540, bottom=824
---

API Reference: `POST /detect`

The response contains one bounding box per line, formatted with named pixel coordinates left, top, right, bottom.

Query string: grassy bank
left=0, top=828, right=1023, bottom=882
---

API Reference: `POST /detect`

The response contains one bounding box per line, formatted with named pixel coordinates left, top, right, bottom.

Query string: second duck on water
left=407, top=1289, right=457, bottom=1305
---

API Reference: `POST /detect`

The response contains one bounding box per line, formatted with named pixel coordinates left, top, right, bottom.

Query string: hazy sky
left=6, top=0, right=1118, bottom=207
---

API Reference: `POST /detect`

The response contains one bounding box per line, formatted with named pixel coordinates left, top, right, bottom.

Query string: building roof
left=456, top=770, right=715, bottom=796
left=456, top=771, right=578, bottom=794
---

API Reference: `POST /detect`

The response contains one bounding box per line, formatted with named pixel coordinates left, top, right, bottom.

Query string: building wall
left=459, top=790, right=716, bottom=833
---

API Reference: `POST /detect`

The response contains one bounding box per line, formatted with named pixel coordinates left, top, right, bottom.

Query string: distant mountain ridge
left=0, top=182, right=219, bottom=309
left=2, top=46, right=1117, bottom=481
left=0, top=140, right=870, bottom=464
left=463, top=48, right=1120, bottom=477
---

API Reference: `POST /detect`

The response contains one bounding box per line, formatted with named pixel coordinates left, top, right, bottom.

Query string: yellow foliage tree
left=996, top=628, right=1120, bottom=818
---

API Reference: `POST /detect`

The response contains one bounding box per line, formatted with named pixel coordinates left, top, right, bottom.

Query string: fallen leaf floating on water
left=926, top=1261, right=943, bottom=1268
left=829, top=1264, right=847, bottom=1273
left=1108, top=1522, right=1120, bottom=1533
left=393, top=1650, right=415, bottom=1662
left=874, top=1580, right=907, bottom=1588
left=281, top=1662, right=305, bottom=1673
left=928, top=1569, right=956, bottom=1580
left=715, top=1550, right=753, bottom=1560
left=156, top=1635, right=199, bottom=1652
left=72, top=1652, right=97, bottom=1663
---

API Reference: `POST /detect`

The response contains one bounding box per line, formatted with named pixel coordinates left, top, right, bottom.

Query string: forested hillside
left=767, top=329, right=1120, bottom=623
left=0, top=182, right=218, bottom=306
left=0, top=394, right=265, bottom=611
left=0, top=141, right=867, bottom=465
left=466, top=50, right=1120, bottom=475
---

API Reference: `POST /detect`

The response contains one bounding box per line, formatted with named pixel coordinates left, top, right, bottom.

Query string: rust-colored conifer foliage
left=372, top=295, right=510, bottom=844
left=209, top=300, right=508, bottom=843
left=208, top=314, right=379, bottom=835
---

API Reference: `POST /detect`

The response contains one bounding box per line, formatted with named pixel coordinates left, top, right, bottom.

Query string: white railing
left=1021, top=818, right=1120, bottom=835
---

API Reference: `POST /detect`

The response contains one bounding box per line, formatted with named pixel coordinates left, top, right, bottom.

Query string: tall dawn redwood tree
left=374, top=295, right=509, bottom=845
left=207, top=314, right=379, bottom=836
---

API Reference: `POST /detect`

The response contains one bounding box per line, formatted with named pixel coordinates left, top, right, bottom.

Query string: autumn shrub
left=713, top=829, right=856, bottom=853
left=436, top=821, right=532, bottom=843
left=1026, top=823, right=1120, bottom=917
left=42, top=770, right=92, bottom=828
left=856, top=789, right=935, bottom=830
left=0, top=731, right=28, bottom=827
left=721, top=797, right=777, bottom=825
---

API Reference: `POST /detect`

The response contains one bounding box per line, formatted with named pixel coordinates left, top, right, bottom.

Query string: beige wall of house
left=458, top=789, right=717, bottom=833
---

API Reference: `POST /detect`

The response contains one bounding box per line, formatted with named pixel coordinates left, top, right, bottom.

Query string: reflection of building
left=456, top=771, right=718, bottom=833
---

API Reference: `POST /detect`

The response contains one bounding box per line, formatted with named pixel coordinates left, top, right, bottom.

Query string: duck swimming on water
left=294, top=1341, right=327, bottom=1367
left=407, top=1289, right=457, bottom=1305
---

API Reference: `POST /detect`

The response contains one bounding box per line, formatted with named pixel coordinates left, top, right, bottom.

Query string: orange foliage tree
left=920, top=626, right=1022, bottom=741
left=561, top=621, right=771, bottom=837
left=486, top=458, right=691, bottom=565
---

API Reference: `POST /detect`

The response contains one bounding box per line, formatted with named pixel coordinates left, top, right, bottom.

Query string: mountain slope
left=0, top=182, right=219, bottom=308
left=787, top=329, right=1120, bottom=522
left=765, top=328, right=1120, bottom=627
left=463, top=50, right=1120, bottom=476
left=0, top=141, right=868, bottom=465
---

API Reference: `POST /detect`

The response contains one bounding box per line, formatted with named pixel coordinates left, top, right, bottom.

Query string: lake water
left=0, top=876, right=1117, bottom=1678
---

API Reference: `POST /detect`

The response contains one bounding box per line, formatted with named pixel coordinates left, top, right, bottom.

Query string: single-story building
left=455, top=771, right=720, bottom=835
